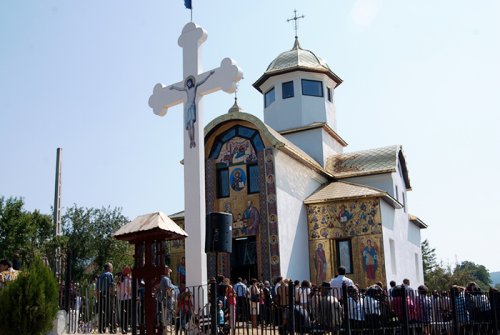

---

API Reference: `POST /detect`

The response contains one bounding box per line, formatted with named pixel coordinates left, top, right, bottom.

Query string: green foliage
left=0, top=258, right=58, bottom=335
left=421, top=239, right=437, bottom=283
left=452, top=261, right=491, bottom=290
left=62, top=205, right=133, bottom=281
left=421, top=240, right=492, bottom=291
left=0, top=196, right=54, bottom=265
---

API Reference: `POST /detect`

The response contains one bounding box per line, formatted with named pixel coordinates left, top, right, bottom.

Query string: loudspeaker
left=205, top=212, right=233, bottom=253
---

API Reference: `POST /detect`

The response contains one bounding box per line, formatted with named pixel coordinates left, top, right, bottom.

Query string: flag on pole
left=184, top=0, right=192, bottom=9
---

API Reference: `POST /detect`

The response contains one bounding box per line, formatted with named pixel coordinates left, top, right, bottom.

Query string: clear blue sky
left=1, top=1, right=499, bottom=272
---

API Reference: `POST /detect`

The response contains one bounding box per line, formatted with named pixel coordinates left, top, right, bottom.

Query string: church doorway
left=230, top=236, right=258, bottom=282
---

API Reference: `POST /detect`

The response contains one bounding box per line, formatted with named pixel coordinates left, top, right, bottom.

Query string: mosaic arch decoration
left=209, top=125, right=264, bottom=166
left=206, top=125, right=280, bottom=280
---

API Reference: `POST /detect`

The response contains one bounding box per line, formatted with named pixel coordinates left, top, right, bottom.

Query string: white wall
left=274, top=149, right=327, bottom=280
left=347, top=166, right=423, bottom=287
left=284, top=129, right=323, bottom=166
left=261, top=71, right=337, bottom=132
left=321, top=128, right=344, bottom=159
left=342, top=174, right=394, bottom=196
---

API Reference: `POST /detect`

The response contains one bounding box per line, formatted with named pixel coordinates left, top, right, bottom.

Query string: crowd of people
left=62, top=263, right=499, bottom=335
left=205, top=266, right=498, bottom=335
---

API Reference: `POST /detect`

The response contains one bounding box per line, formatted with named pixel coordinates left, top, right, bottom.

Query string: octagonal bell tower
left=253, top=37, right=347, bottom=167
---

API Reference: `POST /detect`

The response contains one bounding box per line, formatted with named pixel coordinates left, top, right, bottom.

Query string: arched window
left=209, top=126, right=264, bottom=198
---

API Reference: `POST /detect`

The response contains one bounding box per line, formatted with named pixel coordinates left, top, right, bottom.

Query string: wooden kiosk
left=114, top=212, right=188, bottom=335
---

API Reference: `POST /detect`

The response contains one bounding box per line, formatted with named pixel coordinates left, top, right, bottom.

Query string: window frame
left=301, top=79, right=324, bottom=97
left=282, top=81, right=294, bottom=99
left=216, top=168, right=230, bottom=198
left=264, top=87, right=275, bottom=107
left=246, top=164, right=260, bottom=194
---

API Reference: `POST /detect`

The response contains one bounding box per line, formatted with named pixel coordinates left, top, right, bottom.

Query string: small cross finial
left=287, top=9, right=305, bottom=38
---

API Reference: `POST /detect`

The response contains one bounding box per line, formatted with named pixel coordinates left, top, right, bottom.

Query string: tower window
left=216, top=168, right=229, bottom=198
left=327, top=87, right=332, bottom=102
left=282, top=81, right=294, bottom=99
left=301, top=79, right=323, bottom=97
left=264, top=87, right=275, bottom=107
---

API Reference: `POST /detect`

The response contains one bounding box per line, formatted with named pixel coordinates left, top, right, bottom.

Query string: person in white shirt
left=329, top=266, right=354, bottom=299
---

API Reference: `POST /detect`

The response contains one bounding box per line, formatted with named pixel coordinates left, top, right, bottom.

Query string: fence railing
left=61, top=281, right=500, bottom=335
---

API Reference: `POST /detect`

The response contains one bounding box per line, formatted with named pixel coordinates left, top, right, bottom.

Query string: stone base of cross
left=148, top=22, right=243, bottom=288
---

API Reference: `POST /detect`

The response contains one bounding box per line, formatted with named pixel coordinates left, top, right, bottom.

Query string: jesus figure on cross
left=149, top=21, right=242, bottom=287
left=169, top=70, right=215, bottom=148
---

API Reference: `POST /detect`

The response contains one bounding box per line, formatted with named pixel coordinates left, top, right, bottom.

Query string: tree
left=62, top=205, right=133, bottom=281
left=421, top=239, right=438, bottom=283
left=452, top=261, right=491, bottom=290
left=421, top=239, right=492, bottom=291
left=0, top=258, right=58, bottom=335
left=0, top=196, right=54, bottom=265
left=424, top=262, right=453, bottom=292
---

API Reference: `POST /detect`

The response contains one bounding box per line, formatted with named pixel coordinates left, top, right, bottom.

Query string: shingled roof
left=325, top=145, right=411, bottom=190
left=304, top=181, right=402, bottom=208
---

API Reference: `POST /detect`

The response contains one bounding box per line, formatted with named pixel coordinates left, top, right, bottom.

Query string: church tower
left=253, top=37, right=347, bottom=167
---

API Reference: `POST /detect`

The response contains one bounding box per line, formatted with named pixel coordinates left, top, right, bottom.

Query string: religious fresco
left=215, top=137, right=258, bottom=167
left=360, top=236, right=379, bottom=280
left=307, top=198, right=382, bottom=240
left=225, top=197, right=260, bottom=238
left=205, top=125, right=278, bottom=280
left=310, top=240, right=332, bottom=285
left=213, top=137, right=261, bottom=238
left=307, top=198, right=386, bottom=287
left=230, top=168, right=246, bottom=191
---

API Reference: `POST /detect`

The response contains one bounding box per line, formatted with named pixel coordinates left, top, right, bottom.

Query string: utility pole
left=53, top=148, right=62, bottom=279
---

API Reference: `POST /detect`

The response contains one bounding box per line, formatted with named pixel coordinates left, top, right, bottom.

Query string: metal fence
left=62, top=281, right=500, bottom=335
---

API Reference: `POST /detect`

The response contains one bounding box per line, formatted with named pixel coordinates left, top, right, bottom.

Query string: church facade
left=168, top=37, right=426, bottom=288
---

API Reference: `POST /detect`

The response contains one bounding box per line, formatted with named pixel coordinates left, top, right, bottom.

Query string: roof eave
left=279, top=122, right=348, bottom=147
left=409, top=214, right=428, bottom=229
left=334, top=168, right=396, bottom=180
left=252, top=66, right=343, bottom=93
left=304, top=192, right=384, bottom=205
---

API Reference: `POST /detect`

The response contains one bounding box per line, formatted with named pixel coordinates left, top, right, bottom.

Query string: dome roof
left=253, top=37, right=342, bottom=92
left=266, top=38, right=330, bottom=73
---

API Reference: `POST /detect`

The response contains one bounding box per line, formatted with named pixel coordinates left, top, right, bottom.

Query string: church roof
left=409, top=214, right=428, bottom=229
left=205, top=109, right=332, bottom=178
left=253, top=38, right=343, bottom=92
left=304, top=181, right=402, bottom=208
left=325, top=145, right=412, bottom=190
left=114, top=211, right=188, bottom=241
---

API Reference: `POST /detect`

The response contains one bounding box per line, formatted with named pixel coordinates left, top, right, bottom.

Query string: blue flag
left=184, top=0, right=192, bottom=9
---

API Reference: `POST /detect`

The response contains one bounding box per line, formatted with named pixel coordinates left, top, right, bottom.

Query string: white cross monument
left=149, top=22, right=243, bottom=287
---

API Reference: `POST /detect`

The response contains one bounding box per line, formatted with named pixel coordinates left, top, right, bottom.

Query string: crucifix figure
left=169, top=71, right=215, bottom=148
left=148, top=22, right=243, bottom=287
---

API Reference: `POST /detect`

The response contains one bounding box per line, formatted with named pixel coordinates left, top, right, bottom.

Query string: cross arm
left=197, top=58, right=243, bottom=96
left=148, top=82, right=185, bottom=117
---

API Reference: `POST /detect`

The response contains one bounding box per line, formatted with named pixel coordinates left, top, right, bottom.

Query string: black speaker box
left=205, top=212, right=233, bottom=253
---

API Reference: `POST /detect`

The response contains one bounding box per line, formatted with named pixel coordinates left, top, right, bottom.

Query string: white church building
left=167, top=35, right=427, bottom=289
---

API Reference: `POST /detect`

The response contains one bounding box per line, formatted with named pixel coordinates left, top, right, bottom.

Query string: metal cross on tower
left=287, top=9, right=305, bottom=38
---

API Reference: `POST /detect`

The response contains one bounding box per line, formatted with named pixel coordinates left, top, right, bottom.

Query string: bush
left=0, top=258, right=59, bottom=335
